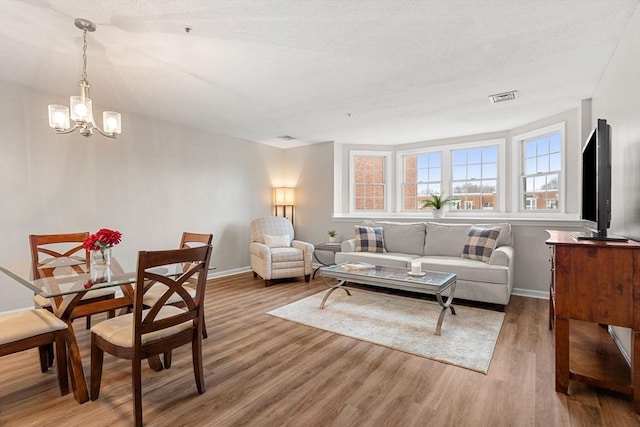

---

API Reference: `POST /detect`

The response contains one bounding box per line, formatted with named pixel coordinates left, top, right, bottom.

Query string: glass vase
left=91, top=247, right=112, bottom=268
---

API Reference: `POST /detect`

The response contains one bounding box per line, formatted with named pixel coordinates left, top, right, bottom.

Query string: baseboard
left=512, top=287, right=548, bottom=300
left=208, top=266, right=252, bottom=279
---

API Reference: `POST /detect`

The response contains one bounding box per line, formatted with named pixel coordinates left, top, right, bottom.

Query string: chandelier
left=47, top=18, right=121, bottom=138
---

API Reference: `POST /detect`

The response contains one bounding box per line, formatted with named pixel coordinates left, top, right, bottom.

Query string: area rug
left=267, top=289, right=505, bottom=373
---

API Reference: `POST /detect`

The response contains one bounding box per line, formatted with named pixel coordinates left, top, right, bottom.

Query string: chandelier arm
left=54, top=123, right=83, bottom=135
left=93, top=126, right=117, bottom=139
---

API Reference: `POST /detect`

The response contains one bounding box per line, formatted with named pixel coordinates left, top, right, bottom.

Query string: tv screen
left=578, top=119, right=625, bottom=241
left=581, top=126, right=599, bottom=225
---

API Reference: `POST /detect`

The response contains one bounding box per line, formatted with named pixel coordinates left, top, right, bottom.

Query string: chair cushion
left=462, top=226, right=502, bottom=262
left=142, top=284, right=196, bottom=306
left=263, top=234, right=291, bottom=248
left=91, top=305, right=192, bottom=348
left=271, top=247, right=304, bottom=262
left=354, top=226, right=386, bottom=253
left=0, top=309, right=67, bottom=345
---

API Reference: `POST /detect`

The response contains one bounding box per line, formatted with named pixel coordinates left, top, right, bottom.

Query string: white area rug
left=267, top=289, right=505, bottom=373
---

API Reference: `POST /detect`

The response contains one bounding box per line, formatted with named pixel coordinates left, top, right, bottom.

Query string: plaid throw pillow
left=462, top=226, right=501, bottom=262
left=354, top=226, right=386, bottom=253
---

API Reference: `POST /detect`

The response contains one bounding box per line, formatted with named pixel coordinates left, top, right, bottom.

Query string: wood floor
left=1, top=272, right=639, bottom=426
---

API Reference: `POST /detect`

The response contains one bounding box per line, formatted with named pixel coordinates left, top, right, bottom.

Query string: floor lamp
left=273, top=187, right=295, bottom=225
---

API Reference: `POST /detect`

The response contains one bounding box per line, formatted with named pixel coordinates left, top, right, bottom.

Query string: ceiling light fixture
left=48, top=18, right=121, bottom=138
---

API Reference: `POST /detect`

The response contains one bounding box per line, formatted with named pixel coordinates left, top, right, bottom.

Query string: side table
left=312, top=242, right=342, bottom=279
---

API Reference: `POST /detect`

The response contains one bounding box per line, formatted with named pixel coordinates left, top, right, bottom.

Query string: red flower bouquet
left=83, top=228, right=122, bottom=251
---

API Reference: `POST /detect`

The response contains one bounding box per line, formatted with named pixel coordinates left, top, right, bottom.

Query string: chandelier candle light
left=83, top=228, right=122, bottom=268
left=48, top=18, right=121, bottom=138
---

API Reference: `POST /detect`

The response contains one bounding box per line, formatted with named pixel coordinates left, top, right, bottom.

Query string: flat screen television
left=577, top=119, right=626, bottom=241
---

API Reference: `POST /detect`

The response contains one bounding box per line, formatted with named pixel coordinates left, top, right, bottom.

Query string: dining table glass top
left=0, top=257, right=199, bottom=298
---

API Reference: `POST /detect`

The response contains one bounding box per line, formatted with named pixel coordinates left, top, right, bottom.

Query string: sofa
left=335, top=221, right=514, bottom=306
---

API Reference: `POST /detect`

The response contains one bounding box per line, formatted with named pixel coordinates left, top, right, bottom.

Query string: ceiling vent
left=277, top=135, right=296, bottom=141
left=489, top=90, right=518, bottom=104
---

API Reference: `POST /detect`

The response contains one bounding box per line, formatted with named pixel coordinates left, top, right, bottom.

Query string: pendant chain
left=81, top=28, right=88, bottom=81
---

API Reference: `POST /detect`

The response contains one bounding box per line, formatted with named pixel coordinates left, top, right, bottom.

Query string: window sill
left=331, top=212, right=583, bottom=228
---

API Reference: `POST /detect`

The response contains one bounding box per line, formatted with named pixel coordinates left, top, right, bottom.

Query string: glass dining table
left=0, top=257, right=191, bottom=404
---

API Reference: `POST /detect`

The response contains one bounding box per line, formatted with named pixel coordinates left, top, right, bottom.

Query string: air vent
left=277, top=135, right=296, bottom=141
left=489, top=90, right=518, bottom=104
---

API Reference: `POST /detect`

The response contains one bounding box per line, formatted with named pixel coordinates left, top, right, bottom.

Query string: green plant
left=327, top=229, right=337, bottom=237
left=420, top=193, right=457, bottom=210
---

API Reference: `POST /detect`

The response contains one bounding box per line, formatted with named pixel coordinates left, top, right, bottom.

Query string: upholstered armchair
left=250, top=217, right=314, bottom=286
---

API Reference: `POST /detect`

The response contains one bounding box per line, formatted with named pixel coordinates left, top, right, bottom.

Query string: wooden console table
left=546, top=230, right=640, bottom=411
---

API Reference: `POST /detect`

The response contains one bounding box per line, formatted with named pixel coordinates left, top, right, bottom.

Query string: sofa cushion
left=354, top=226, right=386, bottom=253
left=263, top=234, right=291, bottom=248
left=424, top=222, right=472, bottom=256
left=335, top=251, right=418, bottom=268
left=413, top=256, right=509, bottom=285
left=364, top=220, right=426, bottom=255
left=462, top=226, right=501, bottom=262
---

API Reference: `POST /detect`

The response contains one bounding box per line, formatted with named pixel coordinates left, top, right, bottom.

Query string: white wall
left=591, top=5, right=640, bottom=359
left=0, top=81, right=285, bottom=312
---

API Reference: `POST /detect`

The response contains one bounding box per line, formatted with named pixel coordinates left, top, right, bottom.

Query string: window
left=400, top=152, right=442, bottom=211
left=350, top=152, right=389, bottom=212
left=451, top=146, right=498, bottom=211
left=521, top=129, right=562, bottom=211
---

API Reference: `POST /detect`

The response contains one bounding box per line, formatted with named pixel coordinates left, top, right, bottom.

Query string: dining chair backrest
left=179, top=232, right=213, bottom=276
left=133, top=245, right=212, bottom=341
left=28, top=232, right=117, bottom=331
left=180, top=232, right=213, bottom=249
left=29, top=233, right=90, bottom=280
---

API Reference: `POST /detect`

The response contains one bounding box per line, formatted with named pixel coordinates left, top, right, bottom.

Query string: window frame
left=349, top=150, right=392, bottom=213
left=512, top=122, right=566, bottom=213
left=396, top=138, right=506, bottom=214
left=395, top=148, right=444, bottom=212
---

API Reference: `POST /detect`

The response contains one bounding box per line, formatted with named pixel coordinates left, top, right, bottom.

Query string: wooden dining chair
left=142, top=232, right=213, bottom=342
left=0, top=309, right=69, bottom=396
left=29, top=233, right=117, bottom=368
left=90, top=245, right=212, bottom=427
left=30, top=233, right=117, bottom=327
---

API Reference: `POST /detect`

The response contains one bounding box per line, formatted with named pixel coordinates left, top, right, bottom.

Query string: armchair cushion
left=264, top=234, right=291, bottom=248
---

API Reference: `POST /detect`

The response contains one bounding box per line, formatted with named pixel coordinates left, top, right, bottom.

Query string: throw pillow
left=263, top=234, right=291, bottom=248
left=354, top=226, right=386, bottom=253
left=462, top=226, right=501, bottom=262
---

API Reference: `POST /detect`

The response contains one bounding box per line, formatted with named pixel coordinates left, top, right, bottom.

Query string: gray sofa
left=335, top=221, right=514, bottom=306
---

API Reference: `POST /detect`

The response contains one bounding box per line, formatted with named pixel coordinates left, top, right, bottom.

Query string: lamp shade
left=103, top=111, right=121, bottom=135
left=70, top=95, right=92, bottom=123
left=273, top=187, right=295, bottom=206
left=48, top=105, right=70, bottom=130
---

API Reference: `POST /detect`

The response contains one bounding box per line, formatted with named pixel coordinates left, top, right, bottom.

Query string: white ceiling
left=0, top=0, right=638, bottom=148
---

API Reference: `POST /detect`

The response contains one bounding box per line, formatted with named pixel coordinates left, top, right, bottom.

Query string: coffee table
left=318, top=263, right=457, bottom=335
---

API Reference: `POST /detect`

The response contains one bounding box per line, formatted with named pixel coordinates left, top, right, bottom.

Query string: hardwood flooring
left=1, top=272, right=639, bottom=426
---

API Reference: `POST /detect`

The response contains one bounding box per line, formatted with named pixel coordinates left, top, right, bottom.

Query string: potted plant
left=327, top=229, right=338, bottom=243
left=420, top=193, right=457, bottom=218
